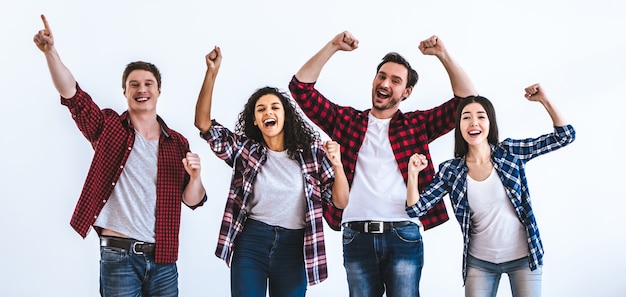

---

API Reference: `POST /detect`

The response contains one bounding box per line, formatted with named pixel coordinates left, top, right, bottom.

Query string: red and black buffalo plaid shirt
left=289, top=76, right=457, bottom=230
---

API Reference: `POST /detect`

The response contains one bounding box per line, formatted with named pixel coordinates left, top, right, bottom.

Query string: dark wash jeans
left=342, top=222, right=423, bottom=297
left=99, top=246, right=178, bottom=297
left=230, top=218, right=307, bottom=297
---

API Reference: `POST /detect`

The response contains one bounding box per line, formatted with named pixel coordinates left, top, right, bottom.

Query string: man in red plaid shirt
left=289, top=31, right=477, bottom=297
left=33, top=15, right=206, bottom=296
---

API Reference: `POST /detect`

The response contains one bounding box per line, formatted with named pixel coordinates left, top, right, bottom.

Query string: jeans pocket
left=342, top=228, right=358, bottom=246
left=100, top=247, right=128, bottom=263
left=393, top=224, right=422, bottom=243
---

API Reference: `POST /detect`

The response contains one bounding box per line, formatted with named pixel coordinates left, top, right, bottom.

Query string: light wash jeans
left=230, top=218, right=307, bottom=297
left=342, top=223, right=423, bottom=297
left=99, top=246, right=178, bottom=297
left=465, top=254, right=542, bottom=297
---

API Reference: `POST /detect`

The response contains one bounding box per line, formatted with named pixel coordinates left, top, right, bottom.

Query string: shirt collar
left=120, top=111, right=171, bottom=138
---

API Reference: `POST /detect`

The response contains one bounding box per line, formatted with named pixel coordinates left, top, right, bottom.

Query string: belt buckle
left=365, top=221, right=384, bottom=234
left=132, top=241, right=145, bottom=255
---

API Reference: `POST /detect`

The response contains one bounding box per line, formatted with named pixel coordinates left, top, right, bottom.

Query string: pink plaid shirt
left=202, top=120, right=337, bottom=285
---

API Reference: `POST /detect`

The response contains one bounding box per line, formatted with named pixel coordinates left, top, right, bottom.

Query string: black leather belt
left=342, top=221, right=413, bottom=233
left=100, top=236, right=155, bottom=255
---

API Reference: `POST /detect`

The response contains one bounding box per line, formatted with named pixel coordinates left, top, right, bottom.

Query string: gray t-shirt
left=249, top=149, right=306, bottom=229
left=94, top=131, right=158, bottom=242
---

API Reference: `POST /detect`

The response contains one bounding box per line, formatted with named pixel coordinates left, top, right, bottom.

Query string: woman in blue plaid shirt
left=406, top=83, right=575, bottom=297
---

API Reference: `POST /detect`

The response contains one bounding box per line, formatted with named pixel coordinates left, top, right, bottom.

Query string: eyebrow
left=255, top=102, right=281, bottom=108
left=378, top=71, right=404, bottom=82
left=462, top=110, right=487, bottom=115
left=129, top=79, right=156, bottom=84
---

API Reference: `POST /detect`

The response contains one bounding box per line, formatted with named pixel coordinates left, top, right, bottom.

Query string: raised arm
left=33, top=14, right=77, bottom=99
left=406, top=153, right=429, bottom=206
left=419, top=35, right=477, bottom=98
left=295, top=31, right=359, bottom=83
left=524, top=83, right=567, bottom=127
left=324, top=140, right=349, bottom=209
left=194, top=46, right=222, bottom=134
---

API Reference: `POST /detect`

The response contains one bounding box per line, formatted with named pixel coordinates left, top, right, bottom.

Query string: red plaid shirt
left=289, top=76, right=456, bottom=230
left=61, top=84, right=203, bottom=264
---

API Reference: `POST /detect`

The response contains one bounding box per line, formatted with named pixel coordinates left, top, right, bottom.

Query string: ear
left=402, top=86, right=413, bottom=100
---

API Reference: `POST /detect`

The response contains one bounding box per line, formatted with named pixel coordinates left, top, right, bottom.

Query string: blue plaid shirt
left=406, top=125, right=575, bottom=282
left=201, top=120, right=338, bottom=285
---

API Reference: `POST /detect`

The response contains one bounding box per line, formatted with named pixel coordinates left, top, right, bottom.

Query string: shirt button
left=120, top=165, right=124, bottom=169
left=111, top=182, right=115, bottom=186
left=102, top=199, right=106, bottom=203
left=128, top=147, right=132, bottom=150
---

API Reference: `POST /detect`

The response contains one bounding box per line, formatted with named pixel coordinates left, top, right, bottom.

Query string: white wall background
left=1, top=0, right=624, bottom=296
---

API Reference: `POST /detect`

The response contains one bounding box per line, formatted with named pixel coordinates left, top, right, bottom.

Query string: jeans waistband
left=342, top=221, right=413, bottom=233
left=100, top=236, right=155, bottom=255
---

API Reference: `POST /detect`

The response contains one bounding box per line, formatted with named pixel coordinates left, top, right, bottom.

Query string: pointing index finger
left=40, top=14, right=51, bottom=34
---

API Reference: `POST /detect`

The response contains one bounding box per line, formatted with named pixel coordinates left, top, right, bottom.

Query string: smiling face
left=253, top=94, right=285, bottom=142
left=123, top=69, right=160, bottom=115
left=371, top=62, right=412, bottom=118
left=459, top=102, right=490, bottom=147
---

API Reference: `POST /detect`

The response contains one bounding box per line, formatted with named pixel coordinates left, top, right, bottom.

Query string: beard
left=372, top=95, right=401, bottom=111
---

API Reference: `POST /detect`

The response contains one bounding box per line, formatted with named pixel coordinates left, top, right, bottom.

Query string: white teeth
left=264, top=119, right=276, bottom=124
left=469, top=130, right=480, bottom=135
left=136, top=97, right=148, bottom=102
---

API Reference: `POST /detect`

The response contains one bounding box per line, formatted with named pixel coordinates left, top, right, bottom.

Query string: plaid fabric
left=61, top=84, right=201, bottom=264
left=406, top=125, right=576, bottom=282
left=202, top=120, right=336, bottom=285
left=289, top=76, right=459, bottom=230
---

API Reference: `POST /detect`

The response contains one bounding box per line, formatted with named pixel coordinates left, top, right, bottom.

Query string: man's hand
left=331, top=31, right=359, bottom=52
left=33, top=14, right=54, bottom=52
left=183, top=152, right=202, bottom=179
left=418, top=35, right=446, bottom=58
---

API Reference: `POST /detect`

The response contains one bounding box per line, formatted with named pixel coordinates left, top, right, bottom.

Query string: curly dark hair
left=235, top=86, right=320, bottom=159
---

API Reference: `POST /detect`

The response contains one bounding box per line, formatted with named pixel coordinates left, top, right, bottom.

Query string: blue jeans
left=342, top=223, right=423, bottom=297
left=465, top=255, right=542, bottom=297
left=99, top=246, right=178, bottom=297
left=230, top=218, right=307, bottom=297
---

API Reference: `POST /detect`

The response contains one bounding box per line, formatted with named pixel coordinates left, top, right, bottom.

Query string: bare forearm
left=194, top=69, right=217, bottom=133
left=44, top=47, right=77, bottom=98
left=295, top=42, right=339, bottom=83
left=331, top=164, right=349, bottom=209
left=438, top=52, right=477, bottom=98
left=541, top=98, right=567, bottom=127
left=183, top=176, right=206, bottom=207
left=406, top=172, right=420, bottom=206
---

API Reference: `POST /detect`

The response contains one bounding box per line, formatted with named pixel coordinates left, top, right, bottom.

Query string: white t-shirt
left=467, top=168, right=528, bottom=263
left=342, top=113, right=421, bottom=226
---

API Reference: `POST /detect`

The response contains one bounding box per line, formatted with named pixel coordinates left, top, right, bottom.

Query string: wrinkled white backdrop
left=1, top=1, right=624, bottom=296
